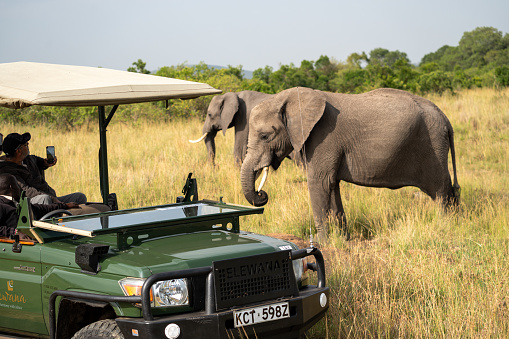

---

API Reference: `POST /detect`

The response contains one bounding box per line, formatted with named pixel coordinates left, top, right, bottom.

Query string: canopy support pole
left=98, top=105, right=118, bottom=204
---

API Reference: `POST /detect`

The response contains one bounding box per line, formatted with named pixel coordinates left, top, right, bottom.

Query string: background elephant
left=241, top=87, right=460, bottom=242
left=190, top=91, right=273, bottom=165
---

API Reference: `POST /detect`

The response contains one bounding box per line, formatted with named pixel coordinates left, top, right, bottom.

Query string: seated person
left=0, top=173, right=79, bottom=238
left=0, top=132, right=4, bottom=161
left=0, top=132, right=87, bottom=205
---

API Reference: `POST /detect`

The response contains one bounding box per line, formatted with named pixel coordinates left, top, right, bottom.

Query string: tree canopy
left=421, top=27, right=509, bottom=71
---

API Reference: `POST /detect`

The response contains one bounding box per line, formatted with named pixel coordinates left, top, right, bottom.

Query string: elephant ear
left=282, top=87, right=327, bottom=153
left=220, top=92, right=240, bottom=136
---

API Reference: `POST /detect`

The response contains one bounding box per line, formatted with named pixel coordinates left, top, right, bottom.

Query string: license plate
left=234, top=302, right=290, bottom=328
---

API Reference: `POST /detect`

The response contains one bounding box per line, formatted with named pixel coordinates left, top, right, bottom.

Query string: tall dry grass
left=1, top=87, right=508, bottom=338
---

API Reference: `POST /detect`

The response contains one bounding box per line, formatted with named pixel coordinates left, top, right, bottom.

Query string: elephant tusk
left=189, top=133, right=208, bottom=143
left=257, top=167, right=269, bottom=193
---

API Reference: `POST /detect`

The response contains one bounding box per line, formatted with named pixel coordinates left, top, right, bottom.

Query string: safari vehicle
left=0, top=62, right=329, bottom=339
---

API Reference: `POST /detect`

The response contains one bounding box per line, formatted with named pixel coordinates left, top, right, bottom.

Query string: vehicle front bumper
left=115, top=285, right=329, bottom=339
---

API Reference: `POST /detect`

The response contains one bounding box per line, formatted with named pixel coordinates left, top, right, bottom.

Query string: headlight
left=292, top=257, right=308, bottom=283
left=153, top=279, right=189, bottom=307
left=119, top=277, right=189, bottom=308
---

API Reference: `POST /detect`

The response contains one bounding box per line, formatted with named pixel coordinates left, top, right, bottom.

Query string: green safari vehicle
left=0, top=62, right=329, bottom=339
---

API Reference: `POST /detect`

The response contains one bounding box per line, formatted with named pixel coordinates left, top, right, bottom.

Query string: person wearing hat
left=0, top=173, right=79, bottom=238
left=0, top=132, right=87, bottom=205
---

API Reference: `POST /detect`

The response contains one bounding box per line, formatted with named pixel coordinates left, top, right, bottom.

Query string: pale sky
left=1, top=0, right=508, bottom=72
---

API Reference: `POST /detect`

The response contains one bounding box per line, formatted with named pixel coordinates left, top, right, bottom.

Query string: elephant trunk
left=240, top=159, right=269, bottom=207
left=204, top=130, right=217, bottom=163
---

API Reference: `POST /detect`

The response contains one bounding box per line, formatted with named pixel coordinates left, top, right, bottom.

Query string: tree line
left=1, top=26, right=507, bottom=127
left=131, top=26, right=509, bottom=116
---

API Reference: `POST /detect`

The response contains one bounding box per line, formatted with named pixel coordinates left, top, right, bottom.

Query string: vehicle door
left=0, top=239, right=45, bottom=334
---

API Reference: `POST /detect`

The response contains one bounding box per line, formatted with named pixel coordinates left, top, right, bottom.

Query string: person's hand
left=65, top=202, right=80, bottom=209
left=44, top=156, right=58, bottom=167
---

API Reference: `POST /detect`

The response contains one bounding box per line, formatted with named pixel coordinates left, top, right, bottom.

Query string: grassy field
left=2, top=87, right=508, bottom=338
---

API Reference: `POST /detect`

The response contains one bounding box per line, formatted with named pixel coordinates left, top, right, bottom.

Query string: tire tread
left=71, top=319, right=124, bottom=339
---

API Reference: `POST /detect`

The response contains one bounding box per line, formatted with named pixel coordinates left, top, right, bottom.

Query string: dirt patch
left=268, top=233, right=341, bottom=265
left=267, top=233, right=309, bottom=249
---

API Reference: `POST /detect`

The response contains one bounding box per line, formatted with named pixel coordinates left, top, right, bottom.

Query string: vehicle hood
left=41, top=231, right=295, bottom=278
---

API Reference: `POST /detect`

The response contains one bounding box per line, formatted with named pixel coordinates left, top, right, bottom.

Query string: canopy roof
left=0, top=61, right=221, bottom=109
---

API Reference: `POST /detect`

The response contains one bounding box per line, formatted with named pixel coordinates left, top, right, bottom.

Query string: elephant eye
left=260, top=133, right=269, bottom=141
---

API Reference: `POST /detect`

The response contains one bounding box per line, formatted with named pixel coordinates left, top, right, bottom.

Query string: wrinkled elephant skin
left=240, top=87, right=460, bottom=241
left=194, top=91, right=273, bottom=165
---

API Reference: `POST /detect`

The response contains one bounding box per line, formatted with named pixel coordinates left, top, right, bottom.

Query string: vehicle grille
left=212, top=250, right=298, bottom=310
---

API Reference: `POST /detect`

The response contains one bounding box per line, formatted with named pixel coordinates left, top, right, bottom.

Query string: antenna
left=296, top=87, right=315, bottom=248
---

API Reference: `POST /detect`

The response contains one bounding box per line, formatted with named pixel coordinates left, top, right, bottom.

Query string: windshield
left=51, top=201, right=261, bottom=233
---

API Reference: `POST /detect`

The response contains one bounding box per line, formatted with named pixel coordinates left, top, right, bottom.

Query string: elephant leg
left=434, top=178, right=458, bottom=210
left=330, top=183, right=350, bottom=240
left=233, top=152, right=243, bottom=167
left=307, top=176, right=333, bottom=245
left=417, top=161, right=455, bottom=208
left=233, top=139, right=243, bottom=166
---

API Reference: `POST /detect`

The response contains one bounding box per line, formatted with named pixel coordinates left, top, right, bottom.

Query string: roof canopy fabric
left=0, top=62, right=221, bottom=109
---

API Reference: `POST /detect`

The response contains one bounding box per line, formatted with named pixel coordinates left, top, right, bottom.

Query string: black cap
left=2, top=132, right=31, bottom=156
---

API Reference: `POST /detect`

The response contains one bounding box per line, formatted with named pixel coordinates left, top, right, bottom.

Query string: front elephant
left=190, top=91, right=273, bottom=165
left=240, top=87, right=460, bottom=242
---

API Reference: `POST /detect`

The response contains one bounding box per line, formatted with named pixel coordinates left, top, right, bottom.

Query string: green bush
left=418, top=71, right=454, bottom=95
left=495, top=66, right=509, bottom=87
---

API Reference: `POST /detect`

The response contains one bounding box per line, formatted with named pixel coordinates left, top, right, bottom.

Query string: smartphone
left=46, top=146, right=55, bottom=164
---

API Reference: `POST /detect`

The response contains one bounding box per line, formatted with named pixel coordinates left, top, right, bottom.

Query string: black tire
left=71, top=319, right=124, bottom=339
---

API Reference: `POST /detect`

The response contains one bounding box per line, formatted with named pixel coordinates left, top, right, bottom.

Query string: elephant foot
left=314, top=219, right=350, bottom=246
left=339, top=222, right=350, bottom=241
left=343, top=228, right=351, bottom=241
left=314, top=228, right=328, bottom=248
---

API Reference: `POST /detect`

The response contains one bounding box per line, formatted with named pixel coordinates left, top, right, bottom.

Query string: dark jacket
left=0, top=155, right=56, bottom=199
left=0, top=196, right=68, bottom=238
left=0, top=196, right=19, bottom=238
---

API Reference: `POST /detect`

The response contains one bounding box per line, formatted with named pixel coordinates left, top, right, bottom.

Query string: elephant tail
left=448, top=124, right=461, bottom=204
